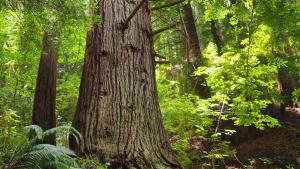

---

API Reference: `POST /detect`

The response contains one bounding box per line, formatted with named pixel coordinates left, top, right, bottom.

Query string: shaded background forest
left=0, top=0, right=300, bottom=168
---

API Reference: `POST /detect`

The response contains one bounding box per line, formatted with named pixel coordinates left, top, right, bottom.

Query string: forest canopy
left=0, top=0, right=300, bottom=168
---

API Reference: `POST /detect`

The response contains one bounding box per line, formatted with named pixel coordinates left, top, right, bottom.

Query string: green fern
left=1, top=125, right=81, bottom=169
left=9, top=144, right=77, bottom=169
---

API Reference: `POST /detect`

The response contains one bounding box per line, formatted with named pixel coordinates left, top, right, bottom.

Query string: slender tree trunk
left=210, top=20, right=222, bottom=56
left=32, top=32, right=58, bottom=145
left=168, top=35, right=173, bottom=61
left=181, top=3, right=210, bottom=98
left=70, top=1, right=181, bottom=168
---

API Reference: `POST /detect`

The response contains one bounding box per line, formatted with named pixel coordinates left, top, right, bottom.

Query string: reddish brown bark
left=277, top=70, right=295, bottom=109
left=182, top=3, right=200, bottom=64
left=69, top=1, right=181, bottom=168
left=32, top=32, right=58, bottom=145
left=181, top=3, right=210, bottom=98
left=278, top=35, right=296, bottom=110
left=266, top=37, right=297, bottom=119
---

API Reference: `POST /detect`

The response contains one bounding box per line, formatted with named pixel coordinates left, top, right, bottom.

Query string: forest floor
left=234, top=108, right=300, bottom=169
left=189, top=108, right=300, bottom=169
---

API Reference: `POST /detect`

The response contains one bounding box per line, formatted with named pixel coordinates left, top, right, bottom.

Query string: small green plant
left=286, top=165, right=295, bottom=169
left=0, top=109, right=20, bottom=137
left=259, top=157, right=273, bottom=165
left=77, top=158, right=108, bottom=169
left=0, top=125, right=81, bottom=169
left=157, top=75, right=237, bottom=168
left=292, top=89, right=300, bottom=105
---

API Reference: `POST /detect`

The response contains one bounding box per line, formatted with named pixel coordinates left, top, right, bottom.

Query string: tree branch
left=151, top=0, right=185, bottom=11
left=151, top=22, right=179, bottom=35
left=154, top=53, right=166, bottom=59
left=122, top=0, right=147, bottom=29
left=155, top=60, right=170, bottom=64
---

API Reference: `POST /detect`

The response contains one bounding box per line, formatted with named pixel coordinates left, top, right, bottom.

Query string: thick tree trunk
left=277, top=70, right=294, bottom=109
left=70, top=1, right=181, bottom=168
left=277, top=54, right=296, bottom=115
left=181, top=3, right=210, bottom=98
left=32, top=32, right=58, bottom=145
left=269, top=36, right=297, bottom=118
left=278, top=35, right=296, bottom=110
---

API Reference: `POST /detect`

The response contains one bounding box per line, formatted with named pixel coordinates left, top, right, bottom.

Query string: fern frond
left=24, top=125, right=44, bottom=141
left=32, top=144, right=76, bottom=157
left=43, top=125, right=82, bottom=144
left=2, top=125, right=81, bottom=169
left=69, top=127, right=83, bottom=144
left=11, top=144, right=77, bottom=169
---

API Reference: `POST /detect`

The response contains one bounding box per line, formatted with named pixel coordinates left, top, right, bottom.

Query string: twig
left=151, top=22, right=178, bottom=35
left=155, top=61, right=170, bottom=64
left=151, top=0, right=185, bottom=11
left=215, top=99, right=226, bottom=134
left=122, top=0, right=147, bottom=29
left=154, top=53, right=166, bottom=59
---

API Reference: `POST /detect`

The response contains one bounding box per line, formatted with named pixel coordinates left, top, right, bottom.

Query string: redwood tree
left=32, top=32, right=58, bottom=145
left=70, top=1, right=181, bottom=168
left=181, top=3, right=210, bottom=98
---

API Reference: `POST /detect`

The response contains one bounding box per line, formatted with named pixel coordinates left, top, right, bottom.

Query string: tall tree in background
left=70, top=0, right=181, bottom=168
left=181, top=3, right=210, bottom=98
left=32, top=32, right=58, bottom=145
left=210, top=20, right=222, bottom=55
left=275, top=36, right=298, bottom=113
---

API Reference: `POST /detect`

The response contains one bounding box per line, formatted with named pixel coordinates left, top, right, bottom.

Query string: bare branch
left=154, top=53, right=166, bottom=59
left=152, top=22, right=179, bottom=35
left=155, top=61, right=170, bottom=64
left=151, top=0, right=185, bottom=11
left=122, top=0, right=147, bottom=29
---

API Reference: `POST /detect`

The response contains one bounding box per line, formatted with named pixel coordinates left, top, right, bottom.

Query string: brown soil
left=234, top=107, right=300, bottom=168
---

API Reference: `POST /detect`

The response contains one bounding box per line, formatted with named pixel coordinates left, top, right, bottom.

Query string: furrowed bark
left=122, top=0, right=147, bottom=29
left=70, top=0, right=181, bottom=168
left=32, top=32, right=58, bottom=145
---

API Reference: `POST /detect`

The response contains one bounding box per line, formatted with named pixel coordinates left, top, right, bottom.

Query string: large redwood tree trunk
left=32, top=32, right=58, bottom=145
left=70, top=1, right=181, bottom=168
left=181, top=3, right=210, bottom=98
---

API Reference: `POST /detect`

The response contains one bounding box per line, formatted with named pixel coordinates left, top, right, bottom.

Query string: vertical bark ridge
left=32, top=32, right=58, bottom=145
left=70, top=0, right=181, bottom=168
